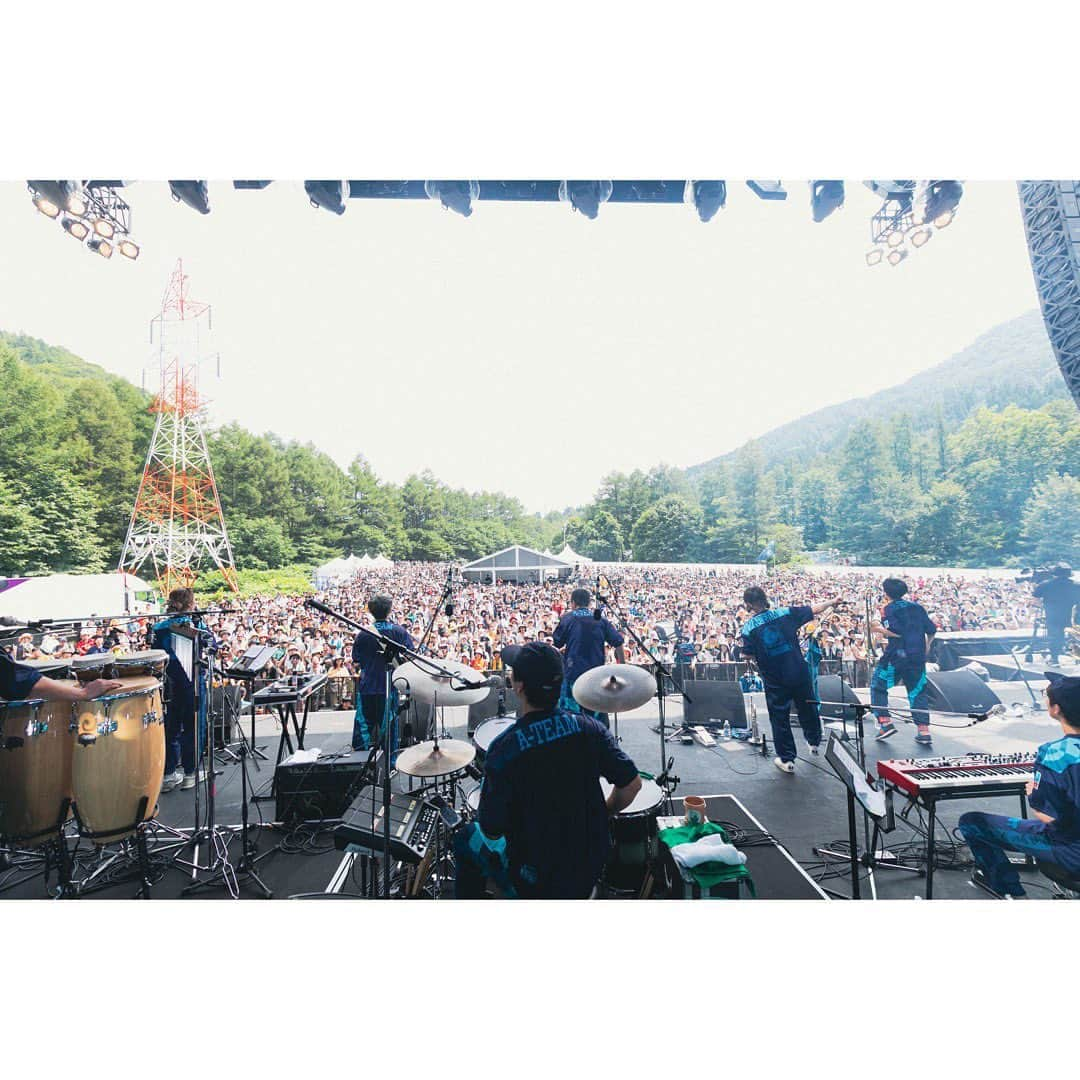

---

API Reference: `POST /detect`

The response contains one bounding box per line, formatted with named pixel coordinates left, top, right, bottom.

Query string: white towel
left=670, top=834, right=747, bottom=869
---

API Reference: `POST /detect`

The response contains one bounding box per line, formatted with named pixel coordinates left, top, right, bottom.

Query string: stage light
left=559, top=181, right=613, bottom=219
left=866, top=248, right=884, bottom=266
left=684, top=180, right=727, bottom=222
left=913, top=180, right=962, bottom=227
left=304, top=180, right=347, bottom=215
left=746, top=180, right=788, bottom=201
left=424, top=180, right=480, bottom=217
left=910, top=226, right=932, bottom=248
left=119, top=239, right=140, bottom=260
left=88, top=237, right=113, bottom=259
left=67, top=190, right=87, bottom=217
left=886, top=229, right=905, bottom=248
left=934, top=210, right=955, bottom=229
left=169, top=180, right=210, bottom=214
left=61, top=216, right=89, bottom=241
left=810, top=180, right=844, bottom=222
left=28, top=180, right=86, bottom=216
left=32, top=195, right=61, bottom=218
left=887, top=248, right=908, bottom=266
left=93, top=217, right=115, bottom=239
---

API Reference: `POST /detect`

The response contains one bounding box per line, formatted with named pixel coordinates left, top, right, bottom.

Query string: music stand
left=224, top=644, right=278, bottom=760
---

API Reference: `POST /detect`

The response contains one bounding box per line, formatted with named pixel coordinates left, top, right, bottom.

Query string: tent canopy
left=556, top=543, right=591, bottom=564
left=0, top=572, right=158, bottom=621
left=462, top=545, right=572, bottom=584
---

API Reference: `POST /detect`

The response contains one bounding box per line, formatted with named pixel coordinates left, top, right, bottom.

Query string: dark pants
left=956, top=811, right=1057, bottom=896
left=353, top=694, right=391, bottom=752
left=453, top=823, right=518, bottom=899
left=1047, top=621, right=1067, bottom=663
left=164, top=693, right=206, bottom=776
left=871, top=659, right=930, bottom=727
left=764, top=677, right=821, bottom=763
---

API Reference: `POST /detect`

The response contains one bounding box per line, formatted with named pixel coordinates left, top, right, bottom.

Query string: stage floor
left=0, top=676, right=1061, bottom=901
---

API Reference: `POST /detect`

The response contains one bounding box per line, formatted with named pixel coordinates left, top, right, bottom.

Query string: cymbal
left=573, top=664, right=654, bottom=713
left=395, top=739, right=476, bottom=778
left=392, top=659, right=491, bottom=706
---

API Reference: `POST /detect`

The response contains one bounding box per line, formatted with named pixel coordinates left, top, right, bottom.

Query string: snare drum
left=472, top=716, right=516, bottom=769
left=0, top=690, right=76, bottom=845
left=71, top=676, right=165, bottom=843
left=599, top=777, right=665, bottom=894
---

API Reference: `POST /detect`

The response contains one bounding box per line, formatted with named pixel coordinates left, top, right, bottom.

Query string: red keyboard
left=877, top=753, right=1035, bottom=798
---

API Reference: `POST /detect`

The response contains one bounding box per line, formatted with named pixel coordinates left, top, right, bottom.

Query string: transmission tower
left=119, top=259, right=239, bottom=594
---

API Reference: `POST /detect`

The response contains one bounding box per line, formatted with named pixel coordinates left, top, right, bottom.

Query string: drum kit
left=0, top=650, right=169, bottom=896
left=391, top=660, right=666, bottom=897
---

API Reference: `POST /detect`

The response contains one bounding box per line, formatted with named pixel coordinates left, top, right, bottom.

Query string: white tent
left=359, top=553, right=374, bottom=565
left=313, top=558, right=350, bottom=588
left=369, top=554, right=394, bottom=568
left=557, top=544, right=591, bottom=564
left=0, top=572, right=159, bottom=621
left=462, top=545, right=572, bottom=584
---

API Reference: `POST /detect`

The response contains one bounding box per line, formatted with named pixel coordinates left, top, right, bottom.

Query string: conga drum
left=0, top=659, right=76, bottom=846
left=71, top=673, right=165, bottom=843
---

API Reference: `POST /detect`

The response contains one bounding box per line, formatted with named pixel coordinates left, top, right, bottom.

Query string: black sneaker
left=875, top=721, right=897, bottom=741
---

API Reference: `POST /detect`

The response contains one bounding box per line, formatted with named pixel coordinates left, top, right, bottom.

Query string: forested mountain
left=2, top=310, right=1078, bottom=580
left=0, top=333, right=566, bottom=577
left=561, top=311, right=1080, bottom=567
left=688, top=310, right=1069, bottom=475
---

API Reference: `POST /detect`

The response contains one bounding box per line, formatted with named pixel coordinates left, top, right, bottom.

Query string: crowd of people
left=2, top=564, right=1042, bottom=710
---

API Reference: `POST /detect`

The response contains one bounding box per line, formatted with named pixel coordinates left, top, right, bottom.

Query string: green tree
left=629, top=496, right=705, bottom=562
left=229, top=516, right=297, bottom=569
left=1022, top=473, right=1080, bottom=565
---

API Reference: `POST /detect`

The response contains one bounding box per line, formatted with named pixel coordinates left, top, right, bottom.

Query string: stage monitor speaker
left=923, top=668, right=1002, bottom=714
left=210, top=685, right=243, bottom=747
left=681, top=679, right=748, bottom=729
left=275, top=752, right=375, bottom=826
left=806, top=675, right=862, bottom=725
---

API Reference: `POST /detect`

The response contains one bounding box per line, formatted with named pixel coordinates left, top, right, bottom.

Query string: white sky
left=0, top=180, right=1040, bottom=512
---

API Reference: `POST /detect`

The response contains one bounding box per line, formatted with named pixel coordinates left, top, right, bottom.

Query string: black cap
left=1045, top=672, right=1080, bottom=715
left=501, top=641, right=563, bottom=692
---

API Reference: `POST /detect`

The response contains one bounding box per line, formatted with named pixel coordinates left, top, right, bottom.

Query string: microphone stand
left=304, top=597, right=482, bottom=898
left=417, top=566, right=455, bottom=656
left=597, top=576, right=686, bottom=807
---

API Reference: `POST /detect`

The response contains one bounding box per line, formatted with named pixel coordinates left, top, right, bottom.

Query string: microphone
left=451, top=673, right=504, bottom=691
left=594, top=574, right=603, bottom=620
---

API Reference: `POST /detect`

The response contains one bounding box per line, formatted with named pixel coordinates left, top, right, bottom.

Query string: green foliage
left=194, top=566, right=316, bottom=603
left=1022, top=474, right=1080, bottom=565
left=630, top=496, right=705, bottom=562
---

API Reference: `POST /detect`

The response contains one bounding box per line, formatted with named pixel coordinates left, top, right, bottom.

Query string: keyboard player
left=957, top=673, right=1080, bottom=898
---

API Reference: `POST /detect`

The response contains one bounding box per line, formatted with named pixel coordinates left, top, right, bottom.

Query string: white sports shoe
left=180, top=769, right=206, bottom=790
left=160, top=770, right=184, bottom=793
left=774, top=757, right=795, bottom=774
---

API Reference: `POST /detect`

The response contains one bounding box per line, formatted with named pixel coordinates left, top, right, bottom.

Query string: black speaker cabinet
left=681, top=679, right=748, bottom=729
left=274, top=752, right=375, bottom=825
left=805, top=675, right=862, bottom=724
left=923, top=668, right=1002, bottom=714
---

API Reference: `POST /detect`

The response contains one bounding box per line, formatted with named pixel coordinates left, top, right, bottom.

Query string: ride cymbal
left=395, top=739, right=476, bottom=777
left=572, top=664, right=654, bottom=713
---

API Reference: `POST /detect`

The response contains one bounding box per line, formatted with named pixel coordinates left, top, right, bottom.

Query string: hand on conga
left=79, top=679, right=124, bottom=700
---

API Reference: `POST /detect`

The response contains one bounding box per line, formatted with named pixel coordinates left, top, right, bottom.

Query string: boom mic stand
left=304, top=597, right=482, bottom=898
left=598, top=576, right=686, bottom=807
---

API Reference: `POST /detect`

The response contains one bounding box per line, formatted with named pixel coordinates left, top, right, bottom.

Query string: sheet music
left=172, top=633, right=193, bottom=682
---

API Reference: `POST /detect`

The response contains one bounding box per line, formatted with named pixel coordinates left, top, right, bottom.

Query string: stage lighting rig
left=810, top=180, right=844, bottom=222
left=425, top=180, right=480, bottom=217
left=887, top=247, right=908, bottom=267
left=746, top=180, right=787, bottom=201
left=909, top=225, right=932, bottom=248
left=304, top=180, right=347, bottom=215
left=913, top=180, right=962, bottom=228
left=61, top=216, right=90, bottom=241
left=169, top=181, right=211, bottom=214
left=684, top=181, right=727, bottom=222
left=88, top=237, right=113, bottom=259
left=28, top=180, right=83, bottom=218
left=559, top=181, right=613, bottom=219
left=119, top=239, right=140, bottom=260
left=865, top=248, right=884, bottom=267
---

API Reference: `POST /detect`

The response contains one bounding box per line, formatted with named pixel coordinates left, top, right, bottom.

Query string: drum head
left=18, top=657, right=72, bottom=679
left=71, top=655, right=108, bottom=681
left=599, top=777, right=664, bottom=817
left=473, top=716, right=516, bottom=754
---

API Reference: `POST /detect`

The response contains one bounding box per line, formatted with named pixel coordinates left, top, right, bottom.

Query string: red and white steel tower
left=119, top=259, right=238, bottom=594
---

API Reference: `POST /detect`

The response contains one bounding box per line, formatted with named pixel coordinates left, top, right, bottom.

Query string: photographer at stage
left=1031, top=564, right=1080, bottom=667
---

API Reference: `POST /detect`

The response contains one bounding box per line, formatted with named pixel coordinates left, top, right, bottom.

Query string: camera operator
left=1032, top=564, right=1080, bottom=666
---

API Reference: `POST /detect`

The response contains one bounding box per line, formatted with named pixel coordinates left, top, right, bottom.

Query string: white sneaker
left=160, top=770, right=183, bottom=793
left=774, top=757, right=795, bottom=774
left=180, top=769, right=205, bottom=790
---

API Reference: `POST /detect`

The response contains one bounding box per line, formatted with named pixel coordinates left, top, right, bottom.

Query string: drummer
left=1, top=647, right=122, bottom=703
left=552, top=588, right=626, bottom=728
left=454, top=641, right=642, bottom=899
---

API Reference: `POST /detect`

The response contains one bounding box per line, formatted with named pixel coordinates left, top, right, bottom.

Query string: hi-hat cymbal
left=573, top=664, right=654, bottom=713
left=395, top=739, right=476, bottom=778
left=392, top=660, right=491, bottom=706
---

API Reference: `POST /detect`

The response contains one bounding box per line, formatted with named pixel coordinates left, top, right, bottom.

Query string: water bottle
left=722, top=718, right=731, bottom=741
